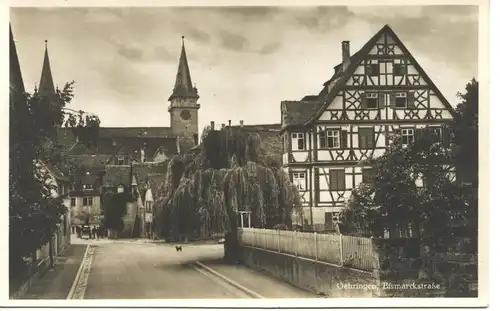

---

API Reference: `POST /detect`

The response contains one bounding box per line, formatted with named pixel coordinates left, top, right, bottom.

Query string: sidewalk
left=19, top=244, right=87, bottom=299
left=198, top=259, right=319, bottom=298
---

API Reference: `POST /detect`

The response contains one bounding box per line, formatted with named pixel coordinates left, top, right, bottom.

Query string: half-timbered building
left=281, top=24, right=456, bottom=231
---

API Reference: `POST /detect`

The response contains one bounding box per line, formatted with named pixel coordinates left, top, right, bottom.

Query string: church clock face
left=180, top=110, right=191, bottom=121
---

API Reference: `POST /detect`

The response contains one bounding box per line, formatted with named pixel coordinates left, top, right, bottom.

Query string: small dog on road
left=175, top=245, right=183, bottom=252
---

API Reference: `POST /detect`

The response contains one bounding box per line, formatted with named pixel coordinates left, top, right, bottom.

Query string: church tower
left=38, top=40, right=56, bottom=98
left=168, top=36, right=200, bottom=148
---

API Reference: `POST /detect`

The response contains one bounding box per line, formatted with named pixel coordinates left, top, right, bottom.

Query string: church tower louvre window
left=168, top=36, right=200, bottom=150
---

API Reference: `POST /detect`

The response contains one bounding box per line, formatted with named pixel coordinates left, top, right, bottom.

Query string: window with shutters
left=292, top=172, right=307, bottom=190
left=395, top=92, right=407, bottom=108
left=366, top=64, right=379, bottom=76
left=362, top=168, right=376, bottom=183
left=394, top=64, right=407, bottom=76
left=83, top=197, right=93, bottom=206
left=291, top=133, right=305, bottom=150
left=358, top=127, right=375, bottom=149
left=319, top=129, right=341, bottom=149
left=329, top=169, right=346, bottom=191
left=401, top=128, right=415, bottom=145
left=365, top=93, right=378, bottom=109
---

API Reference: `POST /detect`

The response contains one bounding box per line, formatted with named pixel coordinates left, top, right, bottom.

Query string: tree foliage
left=340, top=79, right=478, bottom=239
left=9, top=81, right=100, bottom=274
left=154, top=128, right=302, bottom=241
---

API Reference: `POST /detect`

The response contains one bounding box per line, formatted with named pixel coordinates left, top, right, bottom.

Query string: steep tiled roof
left=38, top=41, right=56, bottom=97
left=132, top=161, right=169, bottom=184
left=115, top=137, right=178, bottom=161
left=169, top=38, right=199, bottom=101
left=98, top=127, right=174, bottom=138
left=281, top=101, right=324, bottom=127
left=103, top=161, right=169, bottom=188
left=236, top=123, right=282, bottom=156
left=281, top=24, right=455, bottom=129
left=305, top=24, right=455, bottom=124
left=103, top=165, right=132, bottom=187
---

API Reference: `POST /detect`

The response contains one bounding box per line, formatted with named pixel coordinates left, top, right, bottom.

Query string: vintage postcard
left=4, top=0, right=489, bottom=309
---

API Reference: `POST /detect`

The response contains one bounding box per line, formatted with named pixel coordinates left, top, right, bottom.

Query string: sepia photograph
left=6, top=1, right=488, bottom=308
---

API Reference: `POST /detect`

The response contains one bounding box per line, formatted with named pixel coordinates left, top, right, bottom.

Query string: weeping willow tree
left=153, top=127, right=302, bottom=249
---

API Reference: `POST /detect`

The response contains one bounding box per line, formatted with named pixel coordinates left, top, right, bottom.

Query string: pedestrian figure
left=76, top=226, right=81, bottom=238
left=96, top=226, right=101, bottom=239
left=91, top=226, right=96, bottom=239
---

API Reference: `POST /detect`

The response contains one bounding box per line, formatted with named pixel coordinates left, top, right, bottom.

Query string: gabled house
left=281, top=25, right=456, bottom=231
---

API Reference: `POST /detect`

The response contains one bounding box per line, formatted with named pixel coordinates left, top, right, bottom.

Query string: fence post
left=264, top=229, right=267, bottom=249
left=340, top=233, right=344, bottom=266
left=314, top=232, right=318, bottom=261
left=294, top=230, right=298, bottom=256
left=277, top=230, right=281, bottom=253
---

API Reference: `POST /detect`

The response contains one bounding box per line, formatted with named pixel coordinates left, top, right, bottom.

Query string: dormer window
left=116, top=157, right=125, bottom=165
left=83, top=184, right=93, bottom=191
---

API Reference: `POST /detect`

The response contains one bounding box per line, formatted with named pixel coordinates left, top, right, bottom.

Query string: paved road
left=22, top=236, right=317, bottom=299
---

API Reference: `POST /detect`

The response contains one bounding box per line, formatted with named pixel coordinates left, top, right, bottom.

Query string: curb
left=193, top=261, right=264, bottom=299
left=66, top=244, right=91, bottom=299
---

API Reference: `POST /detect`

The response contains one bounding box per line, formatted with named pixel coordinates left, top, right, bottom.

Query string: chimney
left=221, top=123, right=226, bottom=128
left=240, top=120, right=244, bottom=127
left=342, top=41, right=350, bottom=71
left=228, top=120, right=232, bottom=127
left=210, top=121, right=215, bottom=130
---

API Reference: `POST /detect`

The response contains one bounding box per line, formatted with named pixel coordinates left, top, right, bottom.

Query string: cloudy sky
left=10, top=6, right=478, bottom=128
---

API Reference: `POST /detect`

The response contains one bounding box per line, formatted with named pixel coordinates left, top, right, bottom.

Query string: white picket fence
left=238, top=228, right=378, bottom=271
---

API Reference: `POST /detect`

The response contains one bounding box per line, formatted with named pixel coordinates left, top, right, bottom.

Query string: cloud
left=212, top=7, right=281, bottom=19
left=282, top=7, right=353, bottom=32
left=185, top=28, right=211, bottom=43
left=116, top=42, right=144, bottom=61
left=218, top=30, right=249, bottom=52
left=153, top=46, right=178, bottom=62
left=258, top=42, right=281, bottom=55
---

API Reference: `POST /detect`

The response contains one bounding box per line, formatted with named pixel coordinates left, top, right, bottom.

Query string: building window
left=395, top=92, right=408, bottom=108
left=70, top=198, right=76, bottom=207
left=366, top=64, right=379, bottom=76
left=291, top=133, right=305, bottom=150
left=329, top=170, right=346, bottom=191
left=358, top=127, right=375, bottom=149
left=116, top=157, right=125, bottom=165
left=401, top=128, right=415, bottom=145
left=366, top=93, right=378, bottom=109
left=319, top=129, right=340, bottom=149
left=362, top=168, right=376, bottom=183
left=431, top=127, right=443, bottom=140
left=292, top=172, right=306, bottom=190
left=394, top=64, right=407, bottom=76
left=83, top=184, right=93, bottom=191
left=83, top=197, right=93, bottom=206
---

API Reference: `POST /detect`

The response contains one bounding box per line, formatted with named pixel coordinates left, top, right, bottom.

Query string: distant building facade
left=15, top=32, right=201, bottom=235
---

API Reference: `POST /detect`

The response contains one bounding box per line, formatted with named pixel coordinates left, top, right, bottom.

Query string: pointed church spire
left=38, top=39, right=56, bottom=97
left=168, top=36, right=199, bottom=101
left=10, top=24, right=25, bottom=95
